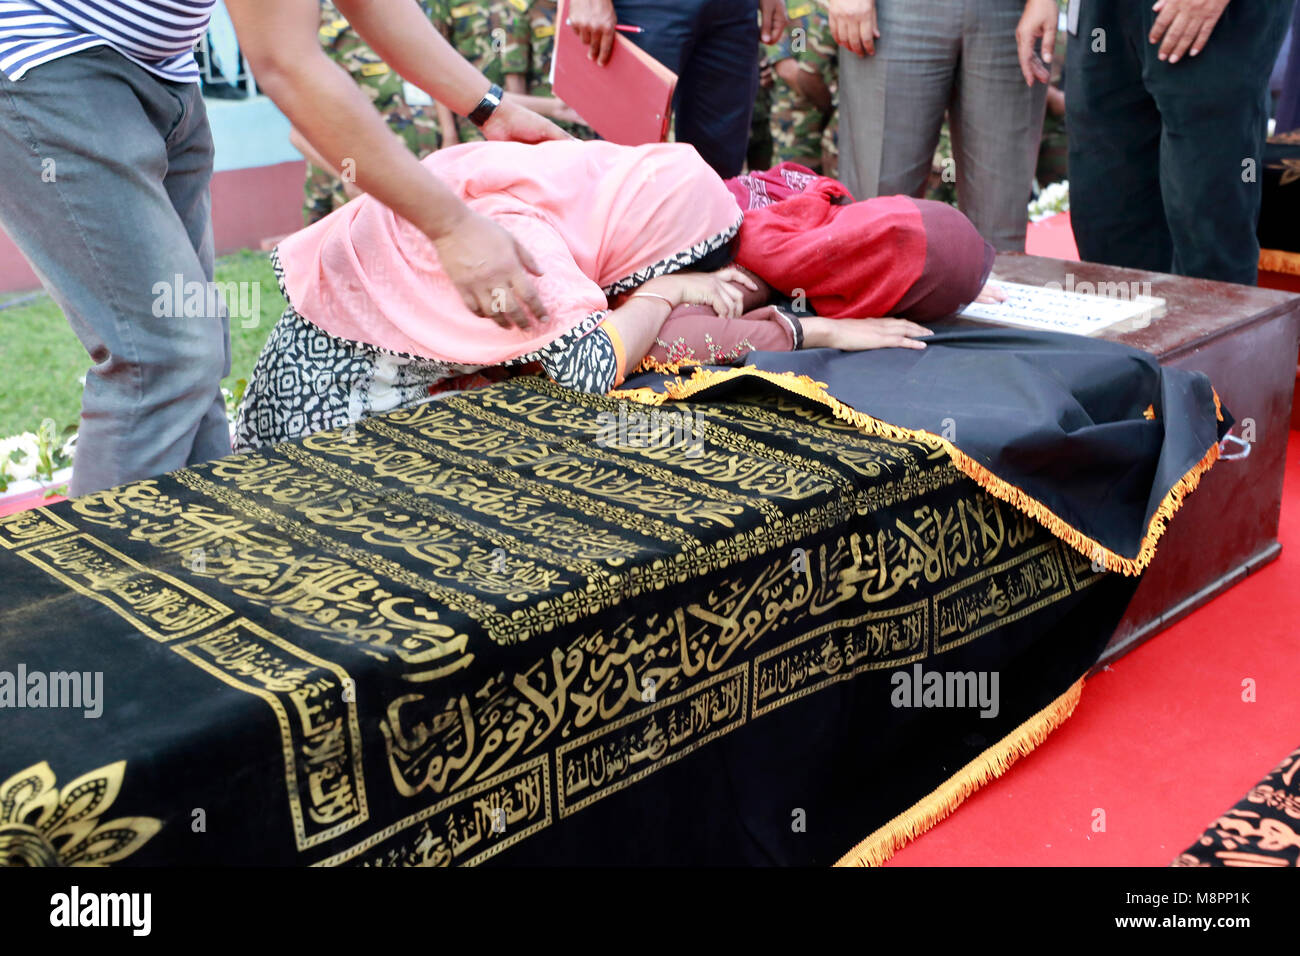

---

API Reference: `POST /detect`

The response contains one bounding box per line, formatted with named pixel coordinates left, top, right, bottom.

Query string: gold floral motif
left=0, top=761, right=161, bottom=866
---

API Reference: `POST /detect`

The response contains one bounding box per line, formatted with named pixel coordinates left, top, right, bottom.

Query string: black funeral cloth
left=0, top=378, right=1138, bottom=867
left=617, top=327, right=1230, bottom=576
left=1259, top=133, right=1300, bottom=253
left=1173, top=744, right=1300, bottom=867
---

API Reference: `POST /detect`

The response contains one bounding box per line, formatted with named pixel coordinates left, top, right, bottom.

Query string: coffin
left=952, top=254, right=1300, bottom=662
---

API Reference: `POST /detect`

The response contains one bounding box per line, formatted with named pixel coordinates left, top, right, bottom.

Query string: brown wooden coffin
left=945, top=254, right=1300, bottom=663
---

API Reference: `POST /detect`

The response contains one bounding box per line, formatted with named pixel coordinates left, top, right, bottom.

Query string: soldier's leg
left=769, top=83, right=826, bottom=172
left=0, top=50, right=227, bottom=495
left=303, top=162, right=340, bottom=226
left=949, top=0, right=1047, bottom=252
left=836, top=0, right=961, bottom=200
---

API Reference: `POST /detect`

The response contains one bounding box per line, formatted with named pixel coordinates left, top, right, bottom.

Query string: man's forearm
left=288, top=126, right=340, bottom=179
left=775, top=60, right=833, bottom=112
left=436, top=102, right=460, bottom=146
left=227, top=0, right=474, bottom=239
left=333, top=0, right=492, bottom=116
left=503, top=92, right=568, bottom=119
left=261, top=53, right=470, bottom=238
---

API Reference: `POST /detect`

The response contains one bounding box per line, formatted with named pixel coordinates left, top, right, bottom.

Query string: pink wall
left=0, top=160, right=307, bottom=295
left=0, top=227, right=40, bottom=295
left=210, top=160, right=306, bottom=255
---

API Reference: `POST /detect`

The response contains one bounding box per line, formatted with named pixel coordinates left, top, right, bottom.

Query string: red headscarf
left=728, top=163, right=994, bottom=321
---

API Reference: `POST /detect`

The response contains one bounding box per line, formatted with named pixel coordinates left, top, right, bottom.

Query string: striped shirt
left=0, top=0, right=216, bottom=82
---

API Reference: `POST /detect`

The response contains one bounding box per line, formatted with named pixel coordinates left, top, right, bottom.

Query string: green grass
left=0, top=249, right=286, bottom=438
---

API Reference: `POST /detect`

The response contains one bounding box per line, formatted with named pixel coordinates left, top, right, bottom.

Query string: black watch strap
left=467, top=83, right=504, bottom=128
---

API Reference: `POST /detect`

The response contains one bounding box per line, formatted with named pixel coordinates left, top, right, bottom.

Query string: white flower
left=1028, top=179, right=1070, bottom=222
left=0, top=432, right=42, bottom=483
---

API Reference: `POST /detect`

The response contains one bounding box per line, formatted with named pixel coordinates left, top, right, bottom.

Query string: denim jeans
left=0, top=47, right=231, bottom=495
left=615, top=0, right=761, bottom=178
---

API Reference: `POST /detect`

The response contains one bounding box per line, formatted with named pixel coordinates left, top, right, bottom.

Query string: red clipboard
left=552, top=0, right=677, bottom=146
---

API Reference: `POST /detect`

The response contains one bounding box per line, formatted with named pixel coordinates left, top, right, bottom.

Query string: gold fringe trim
left=833, top=678, right=1086, bottom=867
left=1260, top=247, right=1300, bottom=278
left=609, top=366, right=1224, bottom=576
left=629, top=355, right=688, bottom=377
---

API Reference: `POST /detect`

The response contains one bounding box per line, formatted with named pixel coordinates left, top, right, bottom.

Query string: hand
left=802, top=316, right=934, bottom=351
left=1150, top=0, right=1231, bottom=63
left=568, top=0, right=618, bottom=66
left=1046, top=85, right=1066, bottom=117
left=432, top=209, right=549, bottom=330
left=759, top=0, right=789, bottom=45
left=828, top=0, right=880, bottom=57
left=974, top=279, right=1008, bottom=304
left=480, top=99, right=570, bottom=143
left=1015, top=0, right=1058, bottom=86
left=774, top=57, right=801, bottom=88
left=645, top=268, right=760, bottom=319
left=549, top=98, right=585, bottom=126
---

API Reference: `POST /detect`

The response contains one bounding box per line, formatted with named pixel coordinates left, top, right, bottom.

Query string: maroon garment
left=892, top=200, right=997, bottom=321
left=725, top=161, right=853, bottom=210
left=645, top=304, right=800, bottom=367
left=725, top=164, right=994, bottom=321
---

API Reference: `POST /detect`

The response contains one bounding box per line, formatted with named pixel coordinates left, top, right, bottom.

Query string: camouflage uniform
left=303, top=0, right=445, bottom=225
left=767, top=2, right=837, bottom=176
left=925, top=122, right=957, bottom=206
left=521, top=0, right=596, bottom=140
left=431, top=0, right=532, bottom=144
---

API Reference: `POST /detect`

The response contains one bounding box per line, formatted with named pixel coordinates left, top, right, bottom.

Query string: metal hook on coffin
left=1218, top=434, right=1252, bottom=462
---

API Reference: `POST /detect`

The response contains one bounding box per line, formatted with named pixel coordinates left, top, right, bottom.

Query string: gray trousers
left=837, top=0, right=1047, bottom=251
left=0, top=48, right=231, bottom=496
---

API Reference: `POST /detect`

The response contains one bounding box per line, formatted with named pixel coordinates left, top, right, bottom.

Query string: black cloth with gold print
left=0, top=378, right=1139, bottom=866
left=1174, top=745, right=1300, bottom=868
left=1259, top=133, right=1300, bottom=254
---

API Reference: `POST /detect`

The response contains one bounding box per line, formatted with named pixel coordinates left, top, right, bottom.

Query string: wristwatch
left=467, top=83, right=504, bottom=128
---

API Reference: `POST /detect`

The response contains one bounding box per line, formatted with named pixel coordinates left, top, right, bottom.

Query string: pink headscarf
left=276, top=140, right=742, bottom=365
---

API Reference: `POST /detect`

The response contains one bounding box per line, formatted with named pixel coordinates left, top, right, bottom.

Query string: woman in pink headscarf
left=235, top=140, right=992, bottom=451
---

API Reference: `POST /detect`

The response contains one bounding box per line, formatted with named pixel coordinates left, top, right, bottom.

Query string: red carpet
left=888, top=430, right=1300, bottom=866
left=0, top=487, right=65, bottom=518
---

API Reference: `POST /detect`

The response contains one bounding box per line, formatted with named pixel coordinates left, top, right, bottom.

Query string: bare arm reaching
left=226, top=0, right=566, bottom=330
